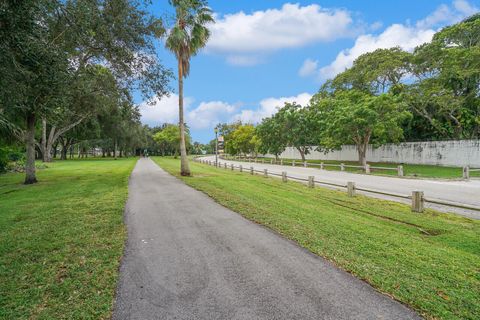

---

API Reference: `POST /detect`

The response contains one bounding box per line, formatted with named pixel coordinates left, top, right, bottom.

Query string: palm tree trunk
left=25, top=112, right=38, bottom=184
left=178, top=60, right=191, bottom=176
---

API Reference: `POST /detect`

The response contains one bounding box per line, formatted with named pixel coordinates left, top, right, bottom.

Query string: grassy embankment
left=228, top=156, right=480, bottom=179
left=0, top=158, right=136, bottom=320
left=153, top=156, right=480, bottom=320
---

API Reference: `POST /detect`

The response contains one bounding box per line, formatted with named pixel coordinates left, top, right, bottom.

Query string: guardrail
left=223, top=156, right=404, bottom=176
left=222, top=156, right=478, bottom=180
left=195, top=158, right=480, bottom=214
left=464, top=166, right=480, bottom=179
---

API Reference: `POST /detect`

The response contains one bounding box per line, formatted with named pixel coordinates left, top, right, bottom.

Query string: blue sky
left=139, top=0, right=479, bottom=143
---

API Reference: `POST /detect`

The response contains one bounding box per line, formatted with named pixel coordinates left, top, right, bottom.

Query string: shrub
left=0, top=147, right=24, bottom=173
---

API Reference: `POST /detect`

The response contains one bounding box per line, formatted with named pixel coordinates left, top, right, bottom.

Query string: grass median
left=232, top=157, right=478, bottom=179
left=0, top=158, right=136, bottom=320
left=153, top=156, right=480, bottom=320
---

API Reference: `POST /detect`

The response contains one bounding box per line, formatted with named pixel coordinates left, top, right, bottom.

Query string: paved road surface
left=200, top=156, right=480, bottom=220
left=113, top=158, right=419, bottom=320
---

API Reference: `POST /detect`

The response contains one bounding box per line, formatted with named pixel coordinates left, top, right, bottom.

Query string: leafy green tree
left=1, top=0, right=69, bottom=183
left=165, top=0, right=214, bottom=176
left=153, top=124, right=192, bottom=156
left=216, top=121, right=242, bottom=155
left=408, top=14, right=480, bottom=139
left=313, top=90, right=411, bottom=166
left=229, top=124, right=257, bottom=156
left=256, top=117, right=286, bottom=159
left=274, top=103, right=317, bottom=162
left=325, top=47, right=411, bottom=95
left=1, top=0, right=171, bottom=183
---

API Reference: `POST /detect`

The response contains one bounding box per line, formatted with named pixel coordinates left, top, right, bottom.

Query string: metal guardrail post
left=250, top=167, right=254, bottom=175
left=463, top=166, right=470, bottom=179
left=308, top=176, right=315, bottom=188
left=340, top=163, right=345, bottom=171
left=282, top=172, right=287, bottom=182
left=224, top=163, right=227, bottom=169
left=270, top=159, right=273, bottom=164
left=398, top=165, right=404, bottom=177
left=320, top=162, right=324, bottom=170
left=264, top=169, right=268, bottom=177
left=292, top=160, right=295, bottom=167
left=231, top=164, right=234, bottom=171
left=304, top=161, right=307, bottom=167
left=280, top=159, right=283, bottom=166
left=347, top=182, right=356, bottom=197
left=239, top=165, right=243, bottom=172
left=412, top=191, right=424, bottom=213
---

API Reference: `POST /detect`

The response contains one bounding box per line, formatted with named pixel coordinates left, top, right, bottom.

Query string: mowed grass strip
left=153, top=157, right=480, bottom=320
left=0, top=158, right=136, bottom=320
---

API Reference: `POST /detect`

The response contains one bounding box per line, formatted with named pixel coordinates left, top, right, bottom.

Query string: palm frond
left=165, top=0, right=214, bottom=78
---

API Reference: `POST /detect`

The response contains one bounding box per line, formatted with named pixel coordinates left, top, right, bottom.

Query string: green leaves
left=310, top=90, right=410, bottom=164
left=165, top=0, right=214, bottom=78
left=229, top=124, right=257, bottom=156
left=153, top=124, right=192, bottom=156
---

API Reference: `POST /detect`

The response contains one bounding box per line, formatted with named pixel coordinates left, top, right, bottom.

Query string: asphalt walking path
left=201, top=156, right=480, bottom=219
left=112, top=158, right=420, bottom=320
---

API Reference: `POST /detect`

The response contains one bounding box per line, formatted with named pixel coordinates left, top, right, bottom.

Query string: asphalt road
left=112, top=158, right=420, bottom=320
left=200, top=156, right=480, bottom=220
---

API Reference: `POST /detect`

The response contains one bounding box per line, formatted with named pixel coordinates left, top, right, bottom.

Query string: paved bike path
left=112, top=158, right=420, bottom=320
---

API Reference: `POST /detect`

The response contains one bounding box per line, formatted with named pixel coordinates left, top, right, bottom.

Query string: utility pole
left=214, top=127, right=218, bottom=167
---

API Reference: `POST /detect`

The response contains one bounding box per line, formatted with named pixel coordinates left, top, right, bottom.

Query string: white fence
left=271, top=140, right=480, bottom=167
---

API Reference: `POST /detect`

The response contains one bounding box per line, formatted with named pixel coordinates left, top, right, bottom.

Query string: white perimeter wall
left=271, top=140, right=480, bottom=167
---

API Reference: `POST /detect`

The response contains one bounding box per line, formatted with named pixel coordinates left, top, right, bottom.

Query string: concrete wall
left=271, top=140, right=480, bottom=167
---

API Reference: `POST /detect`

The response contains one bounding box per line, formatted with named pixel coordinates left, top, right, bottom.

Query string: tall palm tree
left=166, top=0, right=214, bottom=176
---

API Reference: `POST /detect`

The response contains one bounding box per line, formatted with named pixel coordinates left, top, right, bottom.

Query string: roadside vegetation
left=212, top=15, right=480, bottom=168
left=0, top=158, right=135, bottom=319
left=153, top=157, right=480, bottom=320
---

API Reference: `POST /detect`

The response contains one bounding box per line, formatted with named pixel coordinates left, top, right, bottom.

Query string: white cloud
left=141, top=92, right=313, bottom=130
left=299, top=59, right=319, bottom=77
left=454, top=0, right=479, bottom=16
left=139, top=95, right=237, bottom=130
left=318, top=25, right=435, bottom=79
left=207, top=3, right=354, bottom=65
left=139, top=94, right=185, bottom=125
left=303, top=0, right=478, bottom=80
left=231, top=93, right=312, bottom=124
left=187, top=101, right=237, bottom=129
left=416, top=0, right=478, bottom=29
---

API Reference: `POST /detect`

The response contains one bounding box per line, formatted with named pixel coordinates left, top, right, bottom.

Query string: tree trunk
left=357, top=142, right=368, bottom=167
left=25, top=112, right=38, bottom=184
left=41, top=118, right=47, bottom=162
left=296, top=147, right=306, bottom=162
left=61, top=141, right=68, bottom=160
left=178, top=59, right=190, bottom=176
left=43, top=124, right=56, bottom=162
left=114, top=139, right=118, bottom=160
left=52, top=141, right=58, bottom=159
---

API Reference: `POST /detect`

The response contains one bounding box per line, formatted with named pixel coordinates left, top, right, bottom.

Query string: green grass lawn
left=153, top=156, right=480, bottom=320
left=227, top=156, right=479, bottom=179
left=0, top=158, right=136, bottom=320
